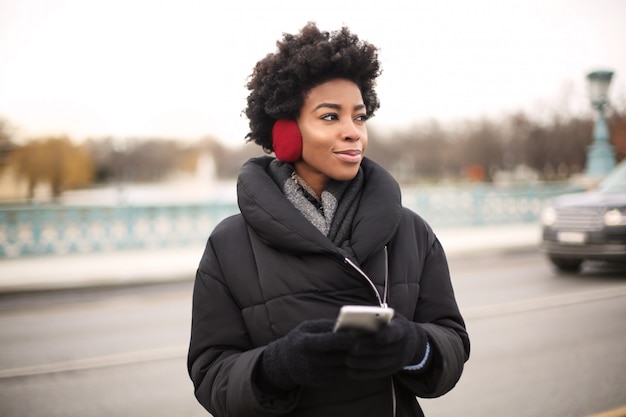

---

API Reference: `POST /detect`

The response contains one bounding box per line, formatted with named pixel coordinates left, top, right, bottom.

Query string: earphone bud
left=272, top=119, right=302, bottom=162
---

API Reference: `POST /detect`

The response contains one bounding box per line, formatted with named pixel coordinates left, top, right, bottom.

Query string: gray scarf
left=268, top=159, right=363, bottom=247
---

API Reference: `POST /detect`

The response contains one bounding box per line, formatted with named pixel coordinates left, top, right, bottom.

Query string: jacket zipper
left=341, top=246, right=389, bottom=308
left=391, top=378, right=397, bottom=417
left=343, top=256, right=385, bottom=307
left=342, top=247, right=397, bottom=417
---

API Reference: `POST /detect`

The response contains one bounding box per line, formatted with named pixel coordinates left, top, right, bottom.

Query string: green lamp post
left=584, top=70, right=615, bottom=176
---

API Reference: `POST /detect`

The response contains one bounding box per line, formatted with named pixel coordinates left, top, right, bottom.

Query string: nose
left=342, top=120, right=362, bottom=142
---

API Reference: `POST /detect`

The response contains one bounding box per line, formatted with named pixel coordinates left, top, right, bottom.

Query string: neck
left=292, top=166, right=329, bottom=197
left=291, top=171, right=322, bottom=200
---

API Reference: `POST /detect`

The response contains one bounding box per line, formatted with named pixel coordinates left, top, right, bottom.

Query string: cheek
left=302, top=145, right=331, bottom=170
left=301, top=130, right=330, bottom=156
left=358, top=130, right=368, bottom=156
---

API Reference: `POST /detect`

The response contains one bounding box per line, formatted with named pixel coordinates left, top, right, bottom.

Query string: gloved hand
left=345, top=313, right=430, bottom=380
left=259, top=319, right=353, bottom=390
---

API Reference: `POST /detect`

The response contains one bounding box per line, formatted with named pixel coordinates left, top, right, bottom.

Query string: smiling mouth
left=335, top=150, right=362, bottom=156
left=334, top=149, right=363, bottom=163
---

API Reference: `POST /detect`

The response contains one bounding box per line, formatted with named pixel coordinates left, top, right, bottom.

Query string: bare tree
left=9, top=136, right=93, bottom=200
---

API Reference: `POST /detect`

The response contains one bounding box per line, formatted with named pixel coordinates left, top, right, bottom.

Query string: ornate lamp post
left=584, top=70, right=615, bottom=176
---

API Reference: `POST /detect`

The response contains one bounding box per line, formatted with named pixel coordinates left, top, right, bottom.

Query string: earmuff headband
left=272, top=119, right=302, bottom=162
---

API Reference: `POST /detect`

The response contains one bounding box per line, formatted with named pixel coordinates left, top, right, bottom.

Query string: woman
left=188, top=22, right=470, bottom=417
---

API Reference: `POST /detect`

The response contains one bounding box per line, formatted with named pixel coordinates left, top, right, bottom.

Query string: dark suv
left=541, top=160, right=626, bottom=272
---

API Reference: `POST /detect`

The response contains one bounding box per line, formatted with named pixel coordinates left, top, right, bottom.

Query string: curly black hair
left=244, top=22, right=382, bottom=153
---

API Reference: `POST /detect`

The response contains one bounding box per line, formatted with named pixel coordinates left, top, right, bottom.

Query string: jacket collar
left=237, top=156, right=402, bottom=262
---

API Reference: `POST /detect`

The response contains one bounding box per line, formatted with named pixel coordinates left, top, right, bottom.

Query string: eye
left=321, top=113, right=339, bottom=121
left=355, top=114, right=369, bottom=122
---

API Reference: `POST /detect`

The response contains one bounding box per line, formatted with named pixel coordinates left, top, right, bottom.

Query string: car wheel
left=549, top=256, right=583, bottom=273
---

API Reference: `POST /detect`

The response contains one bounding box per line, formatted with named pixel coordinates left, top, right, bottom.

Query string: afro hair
left=244, top=22, right=382, bottom=153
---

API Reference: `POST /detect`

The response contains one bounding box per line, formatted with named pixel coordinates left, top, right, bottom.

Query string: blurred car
left=540, top=159, right=626, bottom=272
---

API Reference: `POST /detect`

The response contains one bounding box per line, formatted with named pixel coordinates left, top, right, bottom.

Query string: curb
left=435, top=223, right=541, bottom=257
left=0, top=224, right=542, bottom=294
left=0, top=245, right=203, bottom=294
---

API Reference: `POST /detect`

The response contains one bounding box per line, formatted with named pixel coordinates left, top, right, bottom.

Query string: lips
left=334, top=149, right=362, bottom=163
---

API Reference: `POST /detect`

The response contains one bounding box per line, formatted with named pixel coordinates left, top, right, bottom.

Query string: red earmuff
left=272, top=119, right=302, bottom=162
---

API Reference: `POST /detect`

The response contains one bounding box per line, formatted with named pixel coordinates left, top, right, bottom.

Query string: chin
left=332, top=168, right=360, bottom=182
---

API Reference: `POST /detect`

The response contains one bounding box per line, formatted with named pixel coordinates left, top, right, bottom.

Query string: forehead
left=303, top=79, right=364, bottom=107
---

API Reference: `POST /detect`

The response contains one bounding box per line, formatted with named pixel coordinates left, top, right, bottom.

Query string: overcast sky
left=1, top=0, right=625, bottom=146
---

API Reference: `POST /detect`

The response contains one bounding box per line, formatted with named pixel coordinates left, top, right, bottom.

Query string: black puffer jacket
left=188, top=156, right=470, bottom=417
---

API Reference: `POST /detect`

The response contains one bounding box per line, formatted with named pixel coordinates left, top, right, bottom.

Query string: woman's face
left=294, top=78, right=368, bottom=195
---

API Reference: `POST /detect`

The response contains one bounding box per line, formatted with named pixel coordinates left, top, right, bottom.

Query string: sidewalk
left=0, top=223, right=541, bottom=294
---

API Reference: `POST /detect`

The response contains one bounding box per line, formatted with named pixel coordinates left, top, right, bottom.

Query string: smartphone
left=333, top=305, right=395, bottom=334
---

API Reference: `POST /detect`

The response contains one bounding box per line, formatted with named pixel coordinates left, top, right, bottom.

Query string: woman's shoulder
left=384, top=207, right=440, bottom=262
left=399, top=207, right=434, bottom=232
left=208, top=213, right=248, bottom=247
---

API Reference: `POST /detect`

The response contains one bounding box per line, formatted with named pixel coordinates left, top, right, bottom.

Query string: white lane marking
left=0, top=345, right=186, bottom=379
left=463, top=285, right=626, bottom=320
left=3, top=286, right=626, bottom=379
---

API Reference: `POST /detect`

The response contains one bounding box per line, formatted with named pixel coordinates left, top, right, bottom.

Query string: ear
left=272, top=119, right=302, bottom=162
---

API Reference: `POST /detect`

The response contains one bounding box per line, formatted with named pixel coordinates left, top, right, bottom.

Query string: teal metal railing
left=402, top=183, right=575, bottom=228
left=0, top=203, right=238, bottom=258
left=0, top=183, right=577, bottom=258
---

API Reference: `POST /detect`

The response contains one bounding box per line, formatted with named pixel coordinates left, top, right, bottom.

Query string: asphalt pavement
left=0, top=223, right=541, bottom=293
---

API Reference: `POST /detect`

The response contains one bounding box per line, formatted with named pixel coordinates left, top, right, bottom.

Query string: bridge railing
left=0, top=203, right=238, bottom=258
left=0, top=183, right=577, bottom=258
left=402, top=183, right=575, bottom=228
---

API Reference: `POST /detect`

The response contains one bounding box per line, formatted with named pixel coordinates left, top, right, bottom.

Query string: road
left=0, top=250, right=624, bottom=417
left=421, top=251, right=626, bottom=417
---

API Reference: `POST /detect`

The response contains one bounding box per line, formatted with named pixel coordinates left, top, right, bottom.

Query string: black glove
left=345, top=313, right=430, bottom=380
left=258, top=319, right=353, bottom=390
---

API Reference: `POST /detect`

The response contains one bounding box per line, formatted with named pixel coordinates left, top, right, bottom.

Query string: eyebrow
left=312, top=103, right=366, bottom=112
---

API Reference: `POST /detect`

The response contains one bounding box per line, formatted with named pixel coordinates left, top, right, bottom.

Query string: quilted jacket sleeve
left=394, top=214, right=471, bottom=398
left=187, top=221, right=300, bottom=417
